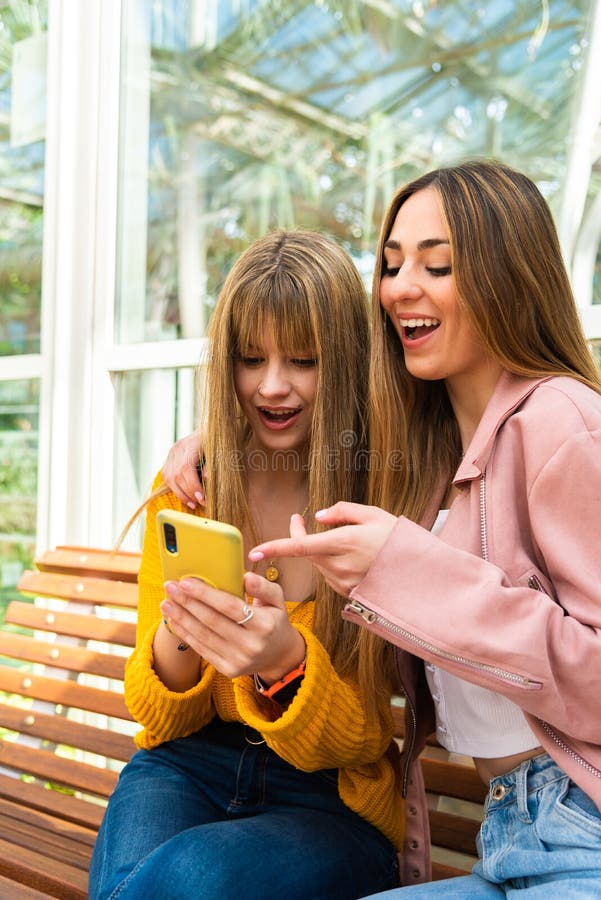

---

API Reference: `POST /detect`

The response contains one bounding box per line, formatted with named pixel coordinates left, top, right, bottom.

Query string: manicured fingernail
left=180, top=578, right=201, bottom=589
left=315, top=509, right=327, bottom=519
left=187, top=501, right=196, bottom=510
left=161, top=600, right=173, bottom=615
left=248, top=551, right=263, bottom=562
left=194, top=492, right=205, bottom=503
left=164, top=581, right=177, bottom=596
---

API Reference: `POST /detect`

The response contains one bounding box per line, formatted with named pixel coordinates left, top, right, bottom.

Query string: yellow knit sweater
left=124, top=477, right=405, bottom=851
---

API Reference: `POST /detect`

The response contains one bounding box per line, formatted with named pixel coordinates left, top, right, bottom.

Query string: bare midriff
left=474, top=746, right=544, bottom=784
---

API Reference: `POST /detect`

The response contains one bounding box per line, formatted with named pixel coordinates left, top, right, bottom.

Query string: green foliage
left=0, top=1, right=48, bottom=48
left=0, top=425, right=37, bottom=537
left=0, top=379, right=37, bottom=624
left=0, top=0, right=45, bottom=352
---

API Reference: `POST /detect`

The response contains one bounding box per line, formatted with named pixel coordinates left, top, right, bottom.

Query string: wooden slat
left=429, top=809, right=481, bottom=856
left=0, top=873, right=57, bottom=899
left=0, top=632, right=127, bottom=680
left=0, top=827, right=90, bottom=878
left=0, top=798, right=96, bottom=865
left=0, top=664, right=132, bottom=720
left=0, top=836, right=88, bottom=900
left=421, top=757, right=487, bottom=805
left=0, top=702, right=134, bottom=762
left=35, top=547, right=140, bottom=583
left=0, top=774, right=105, bottom=830
left=0, top=741, right=119, bottom=798
left=17, top=569, right=138, bottom=609
left=5, top=601, right=136, bottom=648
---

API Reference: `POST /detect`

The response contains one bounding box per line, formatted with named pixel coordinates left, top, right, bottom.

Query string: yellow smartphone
left=157, top=509, right=245, bottom=598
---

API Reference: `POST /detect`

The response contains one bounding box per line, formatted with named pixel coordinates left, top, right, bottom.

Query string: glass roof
left=141, top=0, right=600, bottom=314
left=1, top=1, right=600, bottom=319
left=147, top=2, right=599, bottom=229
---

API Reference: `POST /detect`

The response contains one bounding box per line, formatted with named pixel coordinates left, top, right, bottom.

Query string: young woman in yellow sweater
left=89, top=230, right=402, bottom=900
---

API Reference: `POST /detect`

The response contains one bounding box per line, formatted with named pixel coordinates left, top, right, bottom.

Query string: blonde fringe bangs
left=228, top=278, right=317, bottom=359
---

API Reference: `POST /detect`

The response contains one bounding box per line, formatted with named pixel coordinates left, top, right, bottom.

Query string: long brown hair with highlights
left=356, top=159, right=601, bottom=693
left=369, top=159, right=601, bottom=522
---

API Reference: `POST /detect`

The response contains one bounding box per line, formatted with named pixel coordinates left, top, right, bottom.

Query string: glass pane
left=0, top=379, right=38, bottom=624
left=113, top=367, right=204, bottom=546
left=115, top=0, right=594, bottom=345
left=0, top=2, right=47, bottom=356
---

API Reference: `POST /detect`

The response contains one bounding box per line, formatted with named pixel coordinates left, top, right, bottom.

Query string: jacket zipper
left=395, top=654, right=417, bottom=797
left=537, top=720, right=601, bottom=780
left=347, top=473, right=535, bottom=687
left=402, top=702, right=417, bottom=798
left=528, top=573, right=544, bottom=592
left=346, top=599, right=536, bottom=687
left=479, top=474, right=489, bottom=561
left=481, top=475, right=601, bottom=780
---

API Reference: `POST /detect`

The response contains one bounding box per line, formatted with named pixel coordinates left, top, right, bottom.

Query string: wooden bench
left=0, top=546, right=484, bottom=898
left=0, top=546, right=139, bottom=899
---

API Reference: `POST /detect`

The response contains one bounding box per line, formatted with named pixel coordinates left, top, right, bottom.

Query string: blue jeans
left=363, top=752, right=601, bottom=898
left=89, top=718, right=399, bottom=900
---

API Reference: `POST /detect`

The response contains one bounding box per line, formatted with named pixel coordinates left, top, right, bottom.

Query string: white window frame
left=38, top=0, right=204, bottom=552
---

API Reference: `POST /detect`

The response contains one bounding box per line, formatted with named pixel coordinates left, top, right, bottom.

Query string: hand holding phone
left=157, top=510, right=304, bottom=683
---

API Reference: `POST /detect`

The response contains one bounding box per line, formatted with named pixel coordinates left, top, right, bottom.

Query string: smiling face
left=379, top=187, right=502, bottom=400
left=233, top=331, right=317, bottom=455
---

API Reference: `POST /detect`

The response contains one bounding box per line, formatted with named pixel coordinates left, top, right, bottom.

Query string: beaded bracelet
left=162, top=617, right=190, bottom=652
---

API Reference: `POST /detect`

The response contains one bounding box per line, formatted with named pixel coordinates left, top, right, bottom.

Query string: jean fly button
left=491, top=784, right=509, bottom=801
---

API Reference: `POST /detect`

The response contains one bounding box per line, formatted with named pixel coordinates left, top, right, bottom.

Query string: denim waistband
left=198, top=716, right=264, bottom=748
left=175, top=716, right=339, bottom=784
left=486, top=752, right=565, bottom=822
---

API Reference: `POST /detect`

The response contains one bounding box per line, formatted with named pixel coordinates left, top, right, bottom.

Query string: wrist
left=162, top=617, right=190, bottom=652
left=257, top=633, right=306, bottom=686
left=254, top=656, right=306, bottom=704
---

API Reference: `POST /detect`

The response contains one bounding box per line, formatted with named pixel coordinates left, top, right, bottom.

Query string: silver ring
left=237, top=603, right=254, bottom=626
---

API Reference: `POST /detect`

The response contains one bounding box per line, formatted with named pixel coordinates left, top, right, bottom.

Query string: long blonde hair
left=205, top=230, right=397, bottom=714
left=135, top=230, right=397, bottom=719
left=369, top=159, right=601, bottom=521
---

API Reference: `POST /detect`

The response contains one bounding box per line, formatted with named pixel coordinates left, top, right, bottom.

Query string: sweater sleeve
left=234, top=602, right=403, bottom=851
left=234, top=607, right=395, bottom=772
left=124, top=472, right=217, bottom=748
left=121, top=476, right=403, bottom=849
left=127, top=474, right=395, bottom=778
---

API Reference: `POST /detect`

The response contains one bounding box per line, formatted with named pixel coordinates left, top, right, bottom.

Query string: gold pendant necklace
left=264, top=501, right=310, bottom=583
left=265, top=563, right=280, bottom=582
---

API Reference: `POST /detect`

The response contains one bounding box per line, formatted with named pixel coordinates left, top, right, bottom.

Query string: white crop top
left=426, top=509, right=540, bottom=758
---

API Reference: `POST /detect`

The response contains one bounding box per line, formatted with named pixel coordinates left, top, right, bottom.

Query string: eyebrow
left=384, top=238, right=450, bottom=251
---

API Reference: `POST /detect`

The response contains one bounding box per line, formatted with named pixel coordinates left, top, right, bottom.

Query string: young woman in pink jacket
left=246, top=161, right=601, bottom=896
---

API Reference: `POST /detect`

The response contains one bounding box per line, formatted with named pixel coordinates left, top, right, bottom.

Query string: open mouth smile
left=399, top=317, right=441, bottom=341
left=257, top=406, right=302, bottom=429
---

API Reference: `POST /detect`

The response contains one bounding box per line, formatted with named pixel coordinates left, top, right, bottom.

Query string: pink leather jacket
left=344, top=371, right=601, bottom=885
